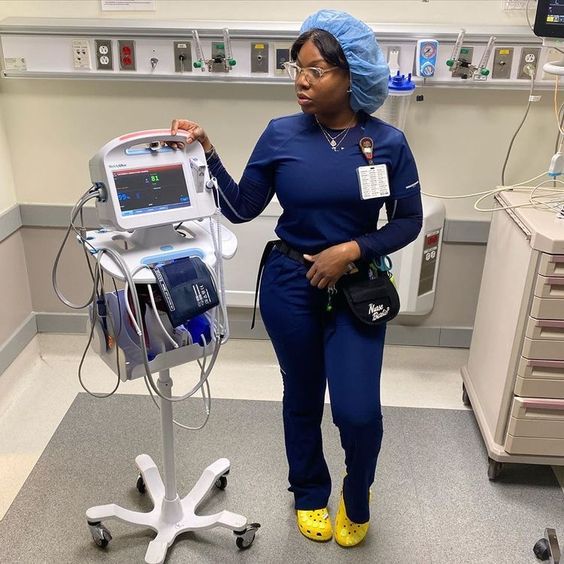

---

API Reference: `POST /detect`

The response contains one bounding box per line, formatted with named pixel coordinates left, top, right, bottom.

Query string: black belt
left=274, top=240, right=310, bottom=267
left=251, top=240, right=310, bottom=329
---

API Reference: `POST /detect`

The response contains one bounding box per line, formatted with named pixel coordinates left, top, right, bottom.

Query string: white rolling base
left=86, top=454, right=256, bottom=564
left=85, top=369, right=259, bottom=563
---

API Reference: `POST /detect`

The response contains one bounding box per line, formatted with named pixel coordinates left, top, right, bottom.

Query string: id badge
left=357, top=164, right=390, bottom=200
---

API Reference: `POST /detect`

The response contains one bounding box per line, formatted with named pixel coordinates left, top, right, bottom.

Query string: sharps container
left=375, top=71, right=416, bottom=130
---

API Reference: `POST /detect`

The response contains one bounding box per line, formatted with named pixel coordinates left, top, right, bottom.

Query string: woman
left=171, top=9, right=423, bottom=547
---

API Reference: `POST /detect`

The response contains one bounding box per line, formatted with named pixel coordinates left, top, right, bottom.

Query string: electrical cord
left=525, top=0, right=535, bottom=32
left=52, top=186, right=102, bottom=309
left=96, top=246, right=223, bottom=406
left=59, top=184, right=226, bottom=429
left=474, top=179, right=564, bottom=212
left=422, top=171, right=547, bottom=199
left=77, top=256, right=121, bottom=398
left=147, top=284, right=179, bottom=349
left=211, top=175, right=274, bottom=224
left=501, top=72, right=536, bottom=186
left=555, top=76, right=564, bottom=138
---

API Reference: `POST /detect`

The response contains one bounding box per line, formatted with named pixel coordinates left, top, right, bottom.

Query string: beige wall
left=1, top=75, right=556, bottom=220
left=0, top=3, right=552, bottom=220
left=0, top=1, right=536, bottom=25
left=22, top=227, right=98, bottom=313
left=0, top=109, right=16, bottom=214
left=0, top=1, right=550, bottom=345
left=22, top=227, right=482, bottom=329
left=0, top=231, right=32, bottom=344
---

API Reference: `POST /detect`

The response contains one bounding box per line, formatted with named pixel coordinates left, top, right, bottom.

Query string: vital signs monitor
left=90, top=129, right=217, bottom=231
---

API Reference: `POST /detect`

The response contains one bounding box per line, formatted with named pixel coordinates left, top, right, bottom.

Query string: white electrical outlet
left=72, top=39, right=91, bottom=70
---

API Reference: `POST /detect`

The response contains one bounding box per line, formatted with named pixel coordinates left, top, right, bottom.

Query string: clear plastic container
left=375, top=72, right=416, bottom=131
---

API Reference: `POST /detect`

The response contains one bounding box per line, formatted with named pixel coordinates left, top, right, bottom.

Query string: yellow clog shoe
left=334, top=494, right=369, bottom=547
left=296, top=508, right=333, bottom=542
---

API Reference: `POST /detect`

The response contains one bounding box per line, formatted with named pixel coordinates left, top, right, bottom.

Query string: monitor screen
left=535, top=0, right=564, bottom=38
left=113, top=164, right=191, bottom=217
left=545, top=1, right=564, bottom=25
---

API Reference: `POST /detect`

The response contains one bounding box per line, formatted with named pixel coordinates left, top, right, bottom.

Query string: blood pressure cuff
left=150, top=256, right=219, bottom=328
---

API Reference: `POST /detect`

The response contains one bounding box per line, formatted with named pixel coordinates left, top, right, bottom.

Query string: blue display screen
left=547, top=1, right=564, bottom=24
left=113, top=164, right=191, bottom=216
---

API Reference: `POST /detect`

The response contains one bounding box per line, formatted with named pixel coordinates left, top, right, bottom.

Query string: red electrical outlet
left=118, top=40, right=136, bottom=71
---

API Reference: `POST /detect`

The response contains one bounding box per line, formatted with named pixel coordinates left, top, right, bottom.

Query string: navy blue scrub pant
left=259, top=248, right=385, bottom=524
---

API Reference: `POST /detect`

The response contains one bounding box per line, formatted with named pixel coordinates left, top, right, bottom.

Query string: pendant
left=330, top=140, right=336, bottom=147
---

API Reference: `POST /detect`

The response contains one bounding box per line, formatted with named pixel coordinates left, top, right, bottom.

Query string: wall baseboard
left=0, top=311, right=472, bottom=377
left=35, top=312, right=88, bottom=334
left=35, top=308, right=472, bottom=348
left=15, top=203, right=490, bottom=245
left=0, top=205, right=22, bottom=243
left=0, top=314, right=37, bottom=375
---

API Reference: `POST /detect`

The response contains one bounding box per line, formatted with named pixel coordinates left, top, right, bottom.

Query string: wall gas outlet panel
left=72, top=39, right=91, bottom=70
left=173, top=40, right=192, bottom=72
left=118, top=39, right=136, bottom=71
left=251, top=41, right=269, bottom=73
left=210, top=41, right=226, bottom=72
left=415, top=39, right=438, bottom=77
left=492, top=47, right=514, bottom=79
left=95, top=39, right=113, bottom=71
left=452, top=46, right=474, bottom=78
left=274, top=43, right=291, bottom=75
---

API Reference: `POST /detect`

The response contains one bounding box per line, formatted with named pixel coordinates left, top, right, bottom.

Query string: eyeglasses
left=283, top=61, right=338, bottom=84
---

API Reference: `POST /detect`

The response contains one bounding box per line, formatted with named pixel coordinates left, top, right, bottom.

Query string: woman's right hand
left=170, top=119, right=213, bottom=152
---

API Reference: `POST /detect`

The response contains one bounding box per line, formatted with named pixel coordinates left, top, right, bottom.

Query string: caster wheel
left=533, top=537, right=550, bottom=561
left=234, top=523, right=261, bottom=550
left=215, top=475, right=228, bottom=490
left=462, top=384, right=471, bottom=407
left=88, top=521, right=112, bottom=549
left=136, top=473, right=146, bottom=494
left=487, top=457, right=503, bottom=481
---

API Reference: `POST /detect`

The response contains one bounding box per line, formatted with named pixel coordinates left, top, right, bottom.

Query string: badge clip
left=359, top=137, right=374, bottom=165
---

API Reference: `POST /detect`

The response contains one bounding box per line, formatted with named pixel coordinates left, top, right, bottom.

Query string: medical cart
left=461, top=190, right=564, bottom=480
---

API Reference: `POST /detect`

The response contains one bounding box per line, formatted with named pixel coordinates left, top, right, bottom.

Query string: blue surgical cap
left=300, top=9, right=389, bottom=114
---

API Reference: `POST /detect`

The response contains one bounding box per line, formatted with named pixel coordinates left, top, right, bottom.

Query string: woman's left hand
left=304, top=241, right=361, bottom=289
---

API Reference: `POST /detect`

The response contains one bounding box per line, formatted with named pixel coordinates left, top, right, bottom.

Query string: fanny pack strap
left=251, top=239, right=279, bottom=330
left=251, top=239, right=313, bottom=329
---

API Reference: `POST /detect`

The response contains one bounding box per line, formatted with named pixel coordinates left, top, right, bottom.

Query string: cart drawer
left=508, top=415, right=564, bottom=438
left=516, top=358, right=564, bottom=398
left=510, top=397, right=564, bottom=418
left=505, top=435, right=564, bottom=456
left=505, top=397, right=564, bottom=455
left=530, top=296, right=564, bottom=320
left=522, top=337, right=564, bottom=361
left=515, top=376, right=564, bottom=399
left=525, top=317, right=564, bottom=341
left=539, top=253, right=564, bottom=277
left=518, top=357, right=564, bottom=379
left=534, top=274, right=564, bottom=299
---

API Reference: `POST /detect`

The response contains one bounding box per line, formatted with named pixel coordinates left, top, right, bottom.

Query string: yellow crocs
left=334, top=494, right=369, bottom=547
left=296, top=508, right=333, bottom=542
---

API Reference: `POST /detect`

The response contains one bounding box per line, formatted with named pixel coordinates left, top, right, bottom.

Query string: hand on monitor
left=170, top=119, right=212, bottom=153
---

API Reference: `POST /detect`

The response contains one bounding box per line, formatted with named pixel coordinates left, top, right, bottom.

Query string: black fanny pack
left=337, top=261, right=400, bottom=326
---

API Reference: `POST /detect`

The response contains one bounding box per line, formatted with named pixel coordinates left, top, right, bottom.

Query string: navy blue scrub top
left=207, top=111, right=423, bottom=261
